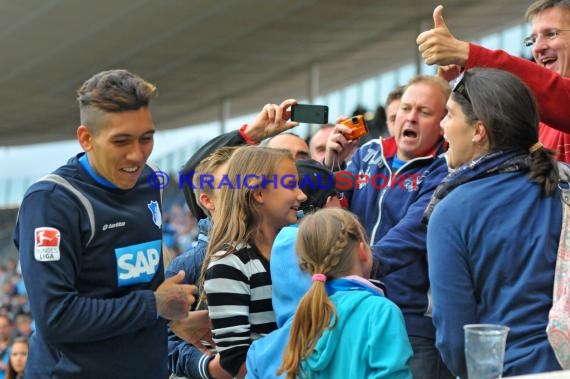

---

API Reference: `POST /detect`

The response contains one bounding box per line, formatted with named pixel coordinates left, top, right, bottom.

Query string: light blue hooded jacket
left=246, top=225, right=307, bottom=379
left=246, top=225, right=413, bottom=379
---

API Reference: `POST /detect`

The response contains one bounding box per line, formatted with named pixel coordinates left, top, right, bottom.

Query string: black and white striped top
left=204, top=244, right=277, bottom=376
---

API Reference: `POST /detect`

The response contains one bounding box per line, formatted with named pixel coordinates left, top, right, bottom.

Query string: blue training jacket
left=13, top=153, right=167, bottom=379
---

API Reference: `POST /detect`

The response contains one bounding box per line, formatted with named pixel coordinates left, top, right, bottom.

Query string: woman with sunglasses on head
left=424, top=68, right=563, bottom=377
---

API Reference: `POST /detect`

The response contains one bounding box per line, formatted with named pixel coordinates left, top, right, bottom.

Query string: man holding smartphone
left=324, top=75, right=453, bottom=379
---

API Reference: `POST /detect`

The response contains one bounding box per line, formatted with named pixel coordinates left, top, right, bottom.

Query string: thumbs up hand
left=416, top=5, right=470, bottom=68
left=432, top=4, right=446, bottom=28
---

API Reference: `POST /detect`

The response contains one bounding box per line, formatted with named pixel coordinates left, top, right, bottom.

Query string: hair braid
left=279, top=209, right=370, bottom=378
left=528, top=147, right=559, bottom=195
left=321, top=224, right=350, bottom=277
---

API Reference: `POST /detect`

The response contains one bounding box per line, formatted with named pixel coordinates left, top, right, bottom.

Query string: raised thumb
left=433, top=5, right=446, bottom=29
left=167, top=270, right=186, bottom=284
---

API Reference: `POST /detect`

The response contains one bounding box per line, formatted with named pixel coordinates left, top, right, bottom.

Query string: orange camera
left=341, top=115, right=369, bottom=140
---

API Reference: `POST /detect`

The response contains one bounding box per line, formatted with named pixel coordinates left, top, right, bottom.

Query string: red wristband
left=239, top=124, right=259, bottom=145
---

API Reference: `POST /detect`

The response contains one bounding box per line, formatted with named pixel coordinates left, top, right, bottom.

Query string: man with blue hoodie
left=13, top=70, right=196, bottom=379
left=323, top=75, right=453, bottom=379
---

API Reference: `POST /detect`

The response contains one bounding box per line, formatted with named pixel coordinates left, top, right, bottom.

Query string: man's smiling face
left=531, top=7, right=570, bottom=77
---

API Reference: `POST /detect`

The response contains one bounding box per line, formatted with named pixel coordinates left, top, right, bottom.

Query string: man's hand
left=416, top=5, right=470, bottom=67
left=154, top=271, right=196, bottom=321
left=169, top=310, right=214, bottom=354
left=243, top=99, right=299, bottom=142
left=323, top=118, right=359, bottom=170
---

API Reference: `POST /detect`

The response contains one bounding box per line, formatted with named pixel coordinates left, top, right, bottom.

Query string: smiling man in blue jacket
left=324, top=75, right=453, bottom=379
left=13, top=69, right=196, bottom=379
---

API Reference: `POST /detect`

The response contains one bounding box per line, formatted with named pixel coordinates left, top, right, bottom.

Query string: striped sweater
left=204, top=244, right=277, bottom=376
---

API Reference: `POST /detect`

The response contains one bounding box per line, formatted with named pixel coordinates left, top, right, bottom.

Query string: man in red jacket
left=417, top=1, right=570, bottom=163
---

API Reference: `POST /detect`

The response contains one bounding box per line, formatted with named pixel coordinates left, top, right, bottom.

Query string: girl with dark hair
left=424, top=67, right=562, bottom=377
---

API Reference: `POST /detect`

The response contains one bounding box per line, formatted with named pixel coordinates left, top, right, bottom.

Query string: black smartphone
left=291, top=104, right=329, bottom=124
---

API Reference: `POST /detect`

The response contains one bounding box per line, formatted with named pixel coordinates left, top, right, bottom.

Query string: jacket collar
left=380, top=136, right=447, bottom=160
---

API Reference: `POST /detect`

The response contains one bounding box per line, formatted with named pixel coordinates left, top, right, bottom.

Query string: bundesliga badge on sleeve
left=34, top=227, right=61, bottom=261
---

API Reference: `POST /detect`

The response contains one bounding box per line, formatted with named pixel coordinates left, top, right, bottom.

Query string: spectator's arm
left=373, top=159, right=448, bottom=276
left=324, top=120, right=359, bottom=171
left=168, top=329, right=215, bottom=379
left=369, top=300, right=413, bottom=378
left=467, top=43, right=570, bottom=133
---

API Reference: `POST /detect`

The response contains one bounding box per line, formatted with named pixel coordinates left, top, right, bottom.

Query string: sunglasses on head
left=452, top=73, right=471, bottom=104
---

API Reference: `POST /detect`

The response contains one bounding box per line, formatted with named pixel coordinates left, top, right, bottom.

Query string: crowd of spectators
left=0, top=258, right=31, bottom=379
left=159, top=101, right=389, bottom=264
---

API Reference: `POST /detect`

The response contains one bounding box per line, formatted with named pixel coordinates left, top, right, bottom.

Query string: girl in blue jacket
left=278, top=208, right=412, bottom=379
left=425, top=68, right=562, bottom=377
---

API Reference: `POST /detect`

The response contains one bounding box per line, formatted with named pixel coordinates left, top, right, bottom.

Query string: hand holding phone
left=341, top=115, right=369, bottom=140
left=291, top=104, right=329, bottom=124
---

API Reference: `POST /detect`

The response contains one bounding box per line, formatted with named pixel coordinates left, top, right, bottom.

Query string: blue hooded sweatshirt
left=246, top=225, right=413, bottom=379
left=427, top=171, right=562, bottom=377
left=246, top=225, right=307, bottom=379
left=301, top=286, right=413, bottom=379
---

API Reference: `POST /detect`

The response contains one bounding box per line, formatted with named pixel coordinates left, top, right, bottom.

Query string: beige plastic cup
left=464, top=324, right=510, bottom=379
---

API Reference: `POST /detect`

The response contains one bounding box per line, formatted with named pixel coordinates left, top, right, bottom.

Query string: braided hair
left=278, top=208, right=368, bottom=379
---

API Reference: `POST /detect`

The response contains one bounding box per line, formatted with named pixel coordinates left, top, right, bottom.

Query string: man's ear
left=199, top=193, right=215, bottom=212
left=77, top=125, right=93, bottom=152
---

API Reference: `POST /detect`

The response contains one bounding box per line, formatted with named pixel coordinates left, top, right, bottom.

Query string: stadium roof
left=0, top=0, right=530, bottom=146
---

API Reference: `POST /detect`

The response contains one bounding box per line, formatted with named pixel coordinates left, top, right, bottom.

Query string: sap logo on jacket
left=115, top=240, right=161, bottom=286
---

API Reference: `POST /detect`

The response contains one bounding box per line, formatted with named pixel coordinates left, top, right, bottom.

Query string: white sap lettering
left=117, top=246, right=160, bottom=284
left=131, top=249, right=160, bottom=276
left=147, top=249, right=160, bottom=272
left=118, top=254, right=135, bottom=279
left=134, top=250, right=151, bottom=275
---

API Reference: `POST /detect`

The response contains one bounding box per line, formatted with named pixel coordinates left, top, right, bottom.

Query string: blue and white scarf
left=422, top=150, right=530, bottom=224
